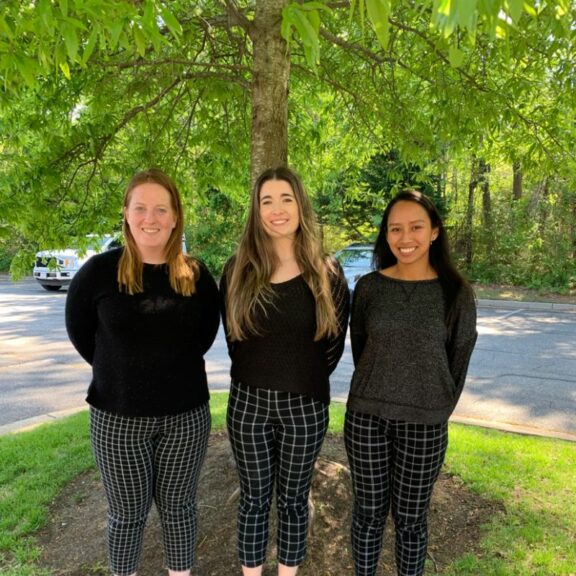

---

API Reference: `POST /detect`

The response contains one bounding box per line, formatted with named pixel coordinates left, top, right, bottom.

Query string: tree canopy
left=1, top=1, right=575, bottom=282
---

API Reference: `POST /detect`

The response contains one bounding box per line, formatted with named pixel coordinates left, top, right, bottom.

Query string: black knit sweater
left=65, top=248, right=220, bottom=417
left=219, top=260, right=350, bottom=403
left=348, top=271, right=477, bottom=424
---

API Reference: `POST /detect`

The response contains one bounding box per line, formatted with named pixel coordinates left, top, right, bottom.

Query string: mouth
left=270, top=219, right=289, bottom=225
left=399, top=247, right=416, bottom=254
left=141, top=228, right=160, bottom=234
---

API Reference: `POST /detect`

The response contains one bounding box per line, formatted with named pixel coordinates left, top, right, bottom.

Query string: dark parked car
left=334, top=243, right=374, bottom=294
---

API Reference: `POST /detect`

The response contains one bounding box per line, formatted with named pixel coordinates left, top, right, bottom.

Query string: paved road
left=1, top=276, right=575, bottom=440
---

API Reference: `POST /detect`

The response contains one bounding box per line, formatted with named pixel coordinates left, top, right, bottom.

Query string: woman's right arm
left=349, top=277, right=368, bottom=367
left=65, top=259, right=98, bottom=365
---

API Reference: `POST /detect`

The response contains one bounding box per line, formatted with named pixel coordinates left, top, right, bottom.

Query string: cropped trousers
left=90, top=404, right=211, bottom=575
left=344, top=410, right=448, bottom=576
left=227, top=381, right=329, bottom=568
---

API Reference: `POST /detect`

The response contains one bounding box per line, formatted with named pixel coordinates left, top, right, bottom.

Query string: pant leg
left=154, top=403, right=211, bottom=572
left=274, top=391, right=329, bottom=567
left=390, top=420, right=448, bottom=576
left=344, top=409, right=393, bottom=576
left=90, top=407, right=156, bottom=576
left=227, top=381, right=276, bottom=568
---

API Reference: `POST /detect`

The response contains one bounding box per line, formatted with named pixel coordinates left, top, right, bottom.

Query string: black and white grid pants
left=90, top=404, right=211, bottom=576
left=344, top=410, right=448, bottom=576
left=227, top=381, right=329, bottom=568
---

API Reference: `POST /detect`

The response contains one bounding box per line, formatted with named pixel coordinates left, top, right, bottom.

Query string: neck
left=138, top=247, right=167, bottom=265
left=389, top=263, right=436, bottom=281
left=271, top=236, right=296, bottom=263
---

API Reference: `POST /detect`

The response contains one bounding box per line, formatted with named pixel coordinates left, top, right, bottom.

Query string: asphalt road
left=1, top=275, right=575, bottom=440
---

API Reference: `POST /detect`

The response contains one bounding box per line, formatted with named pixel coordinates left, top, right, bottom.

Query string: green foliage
left=185, top=187, right=245, bottom=277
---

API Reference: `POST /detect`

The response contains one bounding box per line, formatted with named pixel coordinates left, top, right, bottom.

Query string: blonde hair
left=118, top=168, right=198, bottom=295
left=225, top=166, right=339, bottom=341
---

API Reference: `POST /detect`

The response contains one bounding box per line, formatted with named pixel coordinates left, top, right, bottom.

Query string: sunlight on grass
left=1, top=399, right=574, bottom=575
left=444, top=423, right=576, bottom=575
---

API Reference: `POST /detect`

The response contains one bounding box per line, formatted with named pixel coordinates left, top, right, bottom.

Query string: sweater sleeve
left=325, top=260, right=350, bottom=375
left=448, top=285, right=478, bottom=403
left=350, top=275, right=369, bottom=367
left=194, top=259, right=221, bottom=355
left=218, top=257, right=235, bottom=358
left=65, top=257, right=99, bottom=365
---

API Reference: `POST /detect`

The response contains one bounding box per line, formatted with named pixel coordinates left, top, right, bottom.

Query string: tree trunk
left=250, top=0, right=290, bottom=185
left=464, top=156, right=477, bottom=269
left=512, top=160, right=523, bottom=200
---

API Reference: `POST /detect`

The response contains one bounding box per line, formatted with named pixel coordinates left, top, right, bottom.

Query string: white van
left=33, top=235, right=121, bottom=291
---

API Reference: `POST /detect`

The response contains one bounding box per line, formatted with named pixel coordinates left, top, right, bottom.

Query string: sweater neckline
left=270, top=274, right=303, bottom=287
left=377, top=271, right=439, bottom=284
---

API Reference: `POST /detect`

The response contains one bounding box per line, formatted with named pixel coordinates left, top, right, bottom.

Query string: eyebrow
left=388, top=219, right=426, bottom=226
left=260, top=192, right=295, bottom=201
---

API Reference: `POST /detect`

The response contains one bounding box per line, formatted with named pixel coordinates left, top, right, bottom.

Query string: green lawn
left=0, top=394, right=574, bottom=575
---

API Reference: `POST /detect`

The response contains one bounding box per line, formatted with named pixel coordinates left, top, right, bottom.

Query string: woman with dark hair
left=220, top=166, right=350, bottom=576
left=66, top=168, right=220, bottom=576
left=344, top=190, right=477, bottom=576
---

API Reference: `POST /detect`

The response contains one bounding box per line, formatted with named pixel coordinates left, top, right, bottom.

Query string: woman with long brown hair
left=220, top=166, right=350, bottom=575
left=66, top=168, right=220, bottom=576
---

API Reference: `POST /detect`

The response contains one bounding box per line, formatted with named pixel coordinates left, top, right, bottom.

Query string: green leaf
left=0, top=14, right=15, bottom=40
left=108, top=19, right=125, bottom=51
left=506, top=0, right=524, bottom=22
left=159, top=5, right=183, bottom=40
left=59, top=60, right=71, bottom=79
left=60, top=0, right=69, bottom=18
left=458, top=0, right=478, bottom=30
left=62, top=23, right=79, bottom=62
left=81, top=28, right=99, bottom=66
left=366, top=0, right=391, bottom=49
left=448, top=44, right=465, bottom=67
left=133, top=24, right=146, bottom=57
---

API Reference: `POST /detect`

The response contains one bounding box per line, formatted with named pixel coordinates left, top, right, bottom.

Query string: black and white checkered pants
left=90, top=404, right=211, bottom=576
left=344, top=410, right=448, bottom=576
left=227, top=381, right=329, bottom=568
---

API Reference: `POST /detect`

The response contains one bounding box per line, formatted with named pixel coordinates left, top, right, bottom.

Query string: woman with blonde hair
left=220, top=166, right=350, bottom=576
left=66, top=168, right=220, bottom=576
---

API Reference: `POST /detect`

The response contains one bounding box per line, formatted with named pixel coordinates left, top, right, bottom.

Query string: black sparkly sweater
left=348, top=271, right=477, bottom=424
left=219, top=260, right=350, bottom=404
left=65, top=248, right=220, bottom=417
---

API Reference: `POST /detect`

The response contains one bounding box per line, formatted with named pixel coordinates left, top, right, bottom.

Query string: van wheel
left=40, top=284, right=62, bottom=291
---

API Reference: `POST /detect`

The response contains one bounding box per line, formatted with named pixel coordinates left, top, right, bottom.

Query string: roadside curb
left=477, top=298, right=576, bottom=312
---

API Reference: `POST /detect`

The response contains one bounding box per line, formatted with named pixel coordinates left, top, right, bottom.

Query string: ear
left=431, top=227, right=439, bottom=242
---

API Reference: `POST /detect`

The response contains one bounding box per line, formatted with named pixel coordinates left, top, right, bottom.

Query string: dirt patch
left=36, top=432, right=503, bottom=575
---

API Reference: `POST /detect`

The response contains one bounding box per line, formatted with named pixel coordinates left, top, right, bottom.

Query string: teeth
left=399, top=247, right=416, bottom=253
left=142, top=228, right=159, bottom=233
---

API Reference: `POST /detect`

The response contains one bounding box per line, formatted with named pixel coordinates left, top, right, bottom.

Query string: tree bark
left=464, top=156, right=477, bottom=269
left=250, top=0, right=290, bottom=185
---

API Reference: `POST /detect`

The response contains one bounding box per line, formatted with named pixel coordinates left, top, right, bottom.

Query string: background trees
left=0, top=0, right=575, bottom=290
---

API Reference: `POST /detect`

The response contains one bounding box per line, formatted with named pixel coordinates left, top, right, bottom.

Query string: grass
left=1, top=395, right=574, bottom=575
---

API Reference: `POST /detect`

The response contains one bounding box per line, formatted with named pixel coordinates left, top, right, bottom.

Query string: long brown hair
left=225, top=166, right=339, bottom=341
left=117, top=168, right=198, bottom=295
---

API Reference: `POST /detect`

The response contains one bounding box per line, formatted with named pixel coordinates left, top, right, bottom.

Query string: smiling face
left=386, top=200, right=438, bottom=271
left=259, top=178, right=300, bottom=241
left=124, top=182, right=177, bottom=263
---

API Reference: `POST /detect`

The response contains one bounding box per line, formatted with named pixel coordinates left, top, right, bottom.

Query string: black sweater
left=219, top=261, right=350, bottom=403
left=348, top=271, right=477, bottom=424
left=65, top=248, right=220, bottom=417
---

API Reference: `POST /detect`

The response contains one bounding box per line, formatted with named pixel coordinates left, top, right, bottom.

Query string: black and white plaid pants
left=90, top=404, right=211, bottom=576
left=227, top=381, right=329, bottom=568
left=344, top=410, right=448, bottom=576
